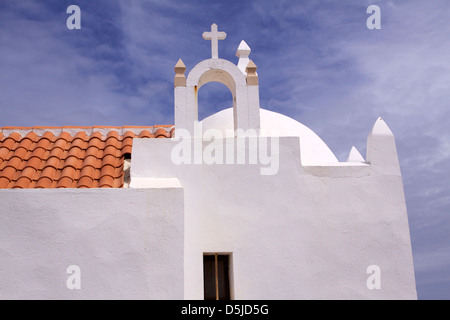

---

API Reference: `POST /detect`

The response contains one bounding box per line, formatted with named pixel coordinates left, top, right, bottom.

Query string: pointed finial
left=370, top=117, right=394, bottom=136
left=246, top=60, right=258, bottom=86
left=236, top=40, right=251, bottom=74
left=236, top=40, right=251, bottom=57
left=366, top=116, right=401, bottom=175
left=346, top=146, right=365, bottom=162
left=174, top=59, right=186, bottom=87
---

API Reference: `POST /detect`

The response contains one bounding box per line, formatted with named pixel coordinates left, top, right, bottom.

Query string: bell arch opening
left=175, top=58, right=260, bottom=137
left=198, top=81, right=234, bottom=121
left=195, top=68, right=237, bottom=123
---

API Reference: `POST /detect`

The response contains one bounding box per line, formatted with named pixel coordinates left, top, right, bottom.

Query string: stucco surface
left=0, top=187, right=184, bottom=299
left=131, top=135, right=416, bottom=299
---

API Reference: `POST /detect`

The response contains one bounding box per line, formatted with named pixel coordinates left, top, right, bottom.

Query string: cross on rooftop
left=202, top=23, right=226, bottom=59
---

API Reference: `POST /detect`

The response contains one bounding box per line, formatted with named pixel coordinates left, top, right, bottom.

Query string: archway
left=175, top=58, right=260, bottom=137
left=197, top=81, right=233, bottom=121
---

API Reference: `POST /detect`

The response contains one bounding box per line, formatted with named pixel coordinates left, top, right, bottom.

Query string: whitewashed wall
left=0, top=187, right=184, bottom=299
left=131, top=136, right=417, bottom=299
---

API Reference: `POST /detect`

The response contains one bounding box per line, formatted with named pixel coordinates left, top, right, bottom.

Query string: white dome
left=200, top=108, right=338, bottom=165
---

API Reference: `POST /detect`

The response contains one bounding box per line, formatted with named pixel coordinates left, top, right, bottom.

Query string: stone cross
left=202, top=23, right=226, bottom=59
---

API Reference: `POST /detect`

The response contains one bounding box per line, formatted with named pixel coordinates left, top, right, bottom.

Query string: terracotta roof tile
left=14, top=176, right=32, bottom=189
left=18, top=137, right=34, bottom=149
left=57, top=176, right=74, bottom=188
left=21, top=166, right=37, bottom=181
left=77, top=175, right=94, bottom=188
left=139, top=130, right=153, bottom=138
left=85, top=146, right=101, bottom=158
left=123, top=130, right=135, bottom=138
left=154, top=127, right=170, bottom=138
left=2, top=137, right=17, bottom=150
left=0, top=126, right=173, bottom=189
left=13, top=147, right=29, bottom=160
left=2, top=166, right=17, bottom=181
left=24, top=157, right=42, bottom=170
left=103, top=144, right=119, bottom=156
left=122, top=145, right=132, bottom=155
left=80, top=165, right=95, bottom=178
left=106, top=130, right=120, bottom=139
left=59, top=131, right=73, bottom=140
left=44, top=157, right=60, bottom=170
left=88, top=137, right=105, bottom=150
left=30, top=146, right=47, bottom=159
left=0, top=177, right=10, bottom=188
left=99, top=175, right=115, bottom=188
left=67, top=146, right=83, bottom=160
left=100, top=164, right=116, bottom=178
left=42, top=131, right=56, bottom=141
left=0, top=147, right=10, bottom=160
left=64, top=156, right=81, bottom=170
left=71, top=137, right=88, bottom=150
left=82, top=155, right=100, bottom=168
left=7, top=132, right=21, bottom=142
left=48, top=147, right=64, bottom=160
left=61, top=166, right=77, bottom=179
left=36, top=176, right=53, bottom=188
left=4, top=157, right=23, bottom=171
left=24, top=131, right=38, bottom=141
left=53, top=139, right=68, bottom=151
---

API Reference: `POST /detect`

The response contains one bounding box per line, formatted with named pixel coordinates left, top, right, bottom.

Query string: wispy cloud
left=0, top=0, right=448, bottom=299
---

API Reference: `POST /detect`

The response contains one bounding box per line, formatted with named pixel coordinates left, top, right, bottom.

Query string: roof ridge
left=0, top=125, right=174, bottom=138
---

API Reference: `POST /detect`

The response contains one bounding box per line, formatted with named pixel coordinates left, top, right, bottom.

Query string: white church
left=0, top=24, right=417, bottom=299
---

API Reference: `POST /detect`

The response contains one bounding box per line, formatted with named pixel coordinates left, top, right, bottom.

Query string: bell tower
left=174, top=23, right=261, bottom=137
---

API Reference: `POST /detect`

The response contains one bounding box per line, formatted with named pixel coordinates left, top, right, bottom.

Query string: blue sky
left=1, top=0, right=449, bottom=299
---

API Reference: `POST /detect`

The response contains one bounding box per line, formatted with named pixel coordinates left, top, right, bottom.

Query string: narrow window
left=203, top=253, right=231, bottom=300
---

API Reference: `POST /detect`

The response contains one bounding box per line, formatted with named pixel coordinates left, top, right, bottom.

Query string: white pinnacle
left=236, top=40, right=252, bottom=74
left=202, top=23, right=227, bottom=59
left=346, top=146, right=365, bottom=162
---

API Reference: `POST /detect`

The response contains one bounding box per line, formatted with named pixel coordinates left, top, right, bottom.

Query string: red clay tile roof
left=0, top=126, right=173, bottom=189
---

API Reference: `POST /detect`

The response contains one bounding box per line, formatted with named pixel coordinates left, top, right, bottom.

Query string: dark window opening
left=123, top=152, right=131, bottom=160
left=203, top=253, right=230, bottom=300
